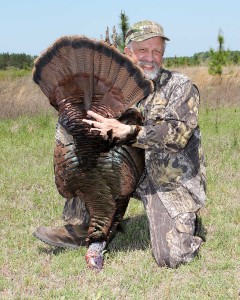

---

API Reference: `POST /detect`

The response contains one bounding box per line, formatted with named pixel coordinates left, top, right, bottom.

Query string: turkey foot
left=85, top=241, right=106, bottom=270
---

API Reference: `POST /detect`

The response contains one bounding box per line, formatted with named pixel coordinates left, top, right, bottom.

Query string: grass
left=1, top=66, right=240, bottom=120
left=0, top=69, right=31, bottom=79
left=0, top=75, right=54, bottom=119
left=0, top=107, right=239, bottom=299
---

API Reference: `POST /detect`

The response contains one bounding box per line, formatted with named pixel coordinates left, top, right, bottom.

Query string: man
left=34, top=20, right=206, bottom=268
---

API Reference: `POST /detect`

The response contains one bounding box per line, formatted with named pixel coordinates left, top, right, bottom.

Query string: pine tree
left=208, top=29, right=229, bottom=76
left=116, top=10, right=130, bottom=52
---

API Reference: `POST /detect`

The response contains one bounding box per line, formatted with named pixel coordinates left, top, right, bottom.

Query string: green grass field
left=0, top=108, right=239, bottom=299
left=0, top=69, right=31, bottom=79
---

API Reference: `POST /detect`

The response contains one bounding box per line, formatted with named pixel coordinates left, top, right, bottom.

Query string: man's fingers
left=82, top=119, right=105, bottom=131
left=90, top=128, right=101, bottom=132
left=90, top=128, right=108, bottom=140
left=87, top=110, right=105, bottom=122
left=82, top=119, right=91, bottom=125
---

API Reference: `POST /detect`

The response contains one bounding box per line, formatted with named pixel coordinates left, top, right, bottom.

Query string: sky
left=1, top=0, right=240, bottom=58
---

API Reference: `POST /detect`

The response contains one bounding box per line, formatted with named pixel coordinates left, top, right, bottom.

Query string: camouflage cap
left=125, top=20, right=170, bottom=45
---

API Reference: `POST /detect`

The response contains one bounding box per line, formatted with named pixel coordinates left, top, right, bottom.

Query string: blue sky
left=1, top=0, right=239, bottom=57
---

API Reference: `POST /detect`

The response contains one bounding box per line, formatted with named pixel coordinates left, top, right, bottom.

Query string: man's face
left=124, top=36, right=164, bottom=80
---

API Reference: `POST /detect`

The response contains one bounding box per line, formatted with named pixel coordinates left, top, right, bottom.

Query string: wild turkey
left=33, top=35, right=153, bottom=269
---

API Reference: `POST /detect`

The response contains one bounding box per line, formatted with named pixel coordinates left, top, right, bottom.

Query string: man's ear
left=124, top=46, right=137, bottom=63
left=124, top=47, right=131, bottom=56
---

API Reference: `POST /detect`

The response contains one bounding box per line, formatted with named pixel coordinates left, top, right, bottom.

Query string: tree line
left=1, top=50, right=239, bottom=71
left=163, top=50, right=240, bottom=68
left=0, top=53, right=36, bottom=70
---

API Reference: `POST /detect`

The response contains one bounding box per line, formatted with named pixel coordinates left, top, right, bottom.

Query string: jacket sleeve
left=132, top=79, right=200, bottom=152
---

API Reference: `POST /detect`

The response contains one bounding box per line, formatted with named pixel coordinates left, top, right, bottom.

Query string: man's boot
left=33, top=224, right=88, bottom=249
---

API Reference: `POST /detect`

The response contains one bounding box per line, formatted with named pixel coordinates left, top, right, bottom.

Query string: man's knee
left=165, top=213, right=202, bottom=267
left=154, top=254, right=171, bottom=268
left=152, top=212, right=203, bottom=268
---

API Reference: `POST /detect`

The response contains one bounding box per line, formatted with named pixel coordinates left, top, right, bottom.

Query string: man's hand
left=82, top=111, right=131, bottom=140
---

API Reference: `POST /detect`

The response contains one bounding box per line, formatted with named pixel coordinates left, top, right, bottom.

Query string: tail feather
left=33, top=35, right=153, bottom=118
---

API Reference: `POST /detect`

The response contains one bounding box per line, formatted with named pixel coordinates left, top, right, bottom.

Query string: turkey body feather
left=33, top=35, right=153, bottom=269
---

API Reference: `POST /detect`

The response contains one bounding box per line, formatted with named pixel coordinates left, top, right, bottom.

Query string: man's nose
left=144, top=52, right=154, bottom=62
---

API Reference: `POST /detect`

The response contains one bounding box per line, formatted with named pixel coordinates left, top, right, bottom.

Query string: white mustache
left=138, top=61, right=158, bottom=68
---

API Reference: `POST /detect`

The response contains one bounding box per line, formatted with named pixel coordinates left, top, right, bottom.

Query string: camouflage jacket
left=133, top=68, right=206, bottom=217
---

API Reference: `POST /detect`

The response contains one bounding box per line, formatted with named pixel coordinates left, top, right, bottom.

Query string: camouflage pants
left=62, top=196, right=90, bottom=227
left=136, top=178, right=203, bottom=268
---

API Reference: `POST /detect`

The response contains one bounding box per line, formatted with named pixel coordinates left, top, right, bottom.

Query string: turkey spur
left=32, top=35, right=153, bottom=270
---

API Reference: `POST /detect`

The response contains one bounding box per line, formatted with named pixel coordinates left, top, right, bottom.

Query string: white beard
left=137, top=61, right=161, bottom=80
